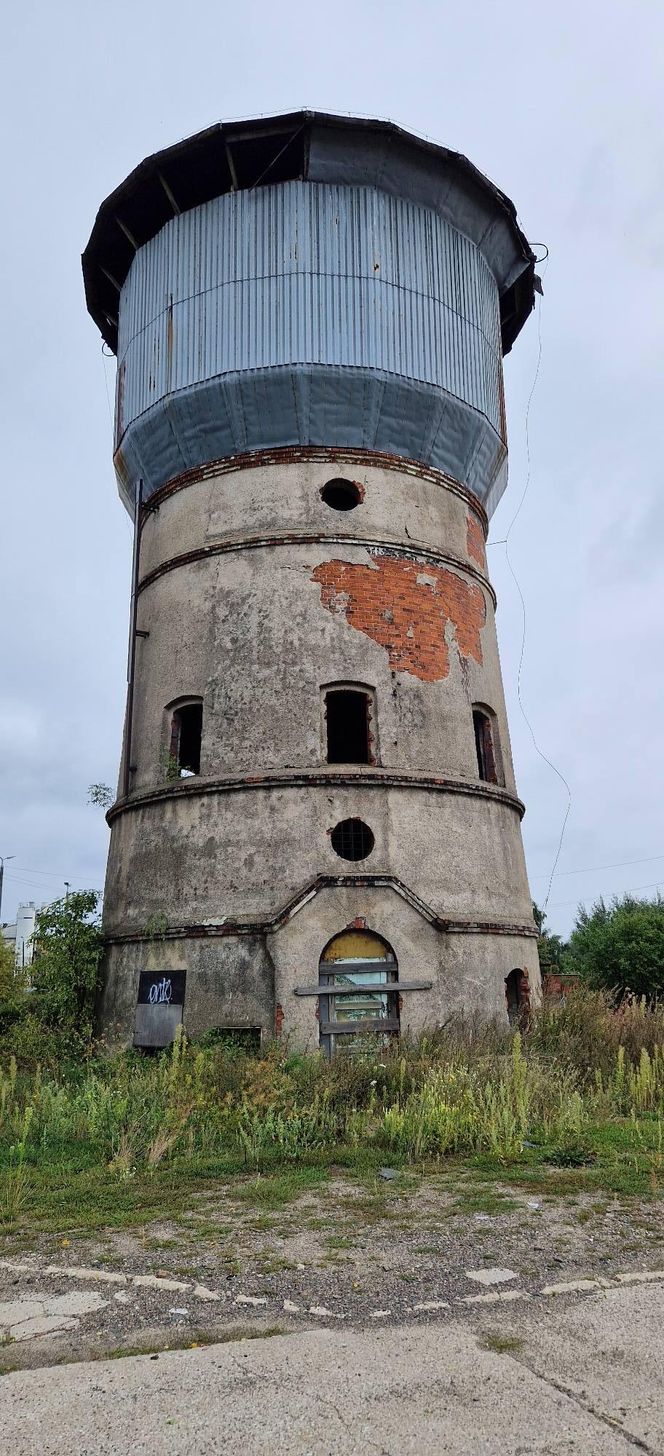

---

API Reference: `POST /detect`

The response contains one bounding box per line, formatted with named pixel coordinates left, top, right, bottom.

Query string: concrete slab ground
left=1, top=1281, right=662, bottom=1455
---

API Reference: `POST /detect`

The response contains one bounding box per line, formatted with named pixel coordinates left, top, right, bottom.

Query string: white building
left=2, top=902, right=37, bottom=970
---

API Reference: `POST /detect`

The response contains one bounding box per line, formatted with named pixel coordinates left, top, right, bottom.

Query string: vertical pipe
left=123, top=478, right=143, bottom=799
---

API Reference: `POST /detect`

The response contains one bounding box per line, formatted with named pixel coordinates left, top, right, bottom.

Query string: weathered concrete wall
left=102, top=449, right=538, bottom=1047
left=99, top=935, right=275, bottom=1051
left=104, top=783, right=531, bottom=930
left=125, top=455, right=513, bottom=794
left=268, top=884, right=538, bottom=1050
left=100, top=883, right=538, bottom=1050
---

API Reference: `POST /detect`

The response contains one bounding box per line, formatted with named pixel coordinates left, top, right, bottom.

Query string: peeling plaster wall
left=126, top=457, right=513, bottom=793
left=311, top=555, right=486, bottom=682
left=101, top=451, right=538, bottom=1047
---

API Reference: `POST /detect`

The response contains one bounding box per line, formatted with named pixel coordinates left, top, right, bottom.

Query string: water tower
left=83, top=111, right=540, bottom=1051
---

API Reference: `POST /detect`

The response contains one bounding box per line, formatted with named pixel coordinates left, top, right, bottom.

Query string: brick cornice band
left=141, top=445, right=489, bottom=534
left=137, top=533, right=496, bottom=605
left=106, top=768, right=525, bottom=824
left=104, top=917, right=538, bottom=946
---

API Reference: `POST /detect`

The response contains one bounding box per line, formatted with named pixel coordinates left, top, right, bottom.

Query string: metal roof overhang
left=82, top=110, right=536, bottom=357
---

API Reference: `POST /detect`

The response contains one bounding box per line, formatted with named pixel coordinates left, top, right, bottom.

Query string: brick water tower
left=83, top=111, right=540, bottom=1051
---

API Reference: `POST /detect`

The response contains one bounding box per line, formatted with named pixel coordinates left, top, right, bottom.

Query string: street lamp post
left=0, top=855, right=15, bottom=923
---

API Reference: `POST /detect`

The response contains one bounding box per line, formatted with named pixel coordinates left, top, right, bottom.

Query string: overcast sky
left=1, top=0, right=663, bottom=936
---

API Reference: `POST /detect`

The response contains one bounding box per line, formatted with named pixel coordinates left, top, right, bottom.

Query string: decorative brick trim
left=106, top=769, right=525, bottom=825
left=140, top=445, right=489, bottom=535
left=103, top=871, right=538, bottom=947
left=136, top=532, right=496, bottom=607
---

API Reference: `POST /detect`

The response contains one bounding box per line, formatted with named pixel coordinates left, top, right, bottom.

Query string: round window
left=330, top=818, right=375, bottom=861
left=320, top=478, right=362, bottom=511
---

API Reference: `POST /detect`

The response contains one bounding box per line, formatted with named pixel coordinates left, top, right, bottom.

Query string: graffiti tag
left=148, top=977, right=173, bottom=1006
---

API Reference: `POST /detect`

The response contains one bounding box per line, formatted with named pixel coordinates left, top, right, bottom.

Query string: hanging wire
left=101, top=342, right=115, bottom=436
left=501, top=264, right=573, bottom=913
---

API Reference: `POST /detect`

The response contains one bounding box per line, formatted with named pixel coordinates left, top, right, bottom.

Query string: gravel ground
left=1, top=1173, right=662, bottom=1370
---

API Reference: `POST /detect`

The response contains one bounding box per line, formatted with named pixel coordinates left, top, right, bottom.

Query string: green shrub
left=1, top=994, right=663, bottom=1182
left=567, top=894, right=664, bottom=998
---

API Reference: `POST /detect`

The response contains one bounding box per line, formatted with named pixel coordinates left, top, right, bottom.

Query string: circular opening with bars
left=330, top=818, right=375, bottom=861
left=320, top=478, right=362, bottom=511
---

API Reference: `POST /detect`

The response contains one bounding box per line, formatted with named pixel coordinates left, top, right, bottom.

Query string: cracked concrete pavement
left=2, top=1185, right=663, bottom=1449
left=2, top=1280, right=663, bottom=1454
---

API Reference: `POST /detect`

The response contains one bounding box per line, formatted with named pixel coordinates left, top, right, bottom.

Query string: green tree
left=566, top=893, right=664, bottom=999
left=0, top=934, right=28, bottom=1029
left=31, top=890, right=103, bottom=1052
left=532, top=902, right=566, bottom=975
left=88, top=783, right=113, bottom=809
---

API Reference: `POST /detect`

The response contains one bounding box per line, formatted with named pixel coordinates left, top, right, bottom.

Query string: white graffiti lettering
left=148, top=977, right=173, bottom=1006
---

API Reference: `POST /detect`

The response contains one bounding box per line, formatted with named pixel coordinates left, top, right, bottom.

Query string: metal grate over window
left=330, top=818, right=375, bottom=861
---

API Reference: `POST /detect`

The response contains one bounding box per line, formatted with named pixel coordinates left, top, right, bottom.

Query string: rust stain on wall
left=466, top=512, right=486, bottom=570
left=312, top=553, right=485, bottom=682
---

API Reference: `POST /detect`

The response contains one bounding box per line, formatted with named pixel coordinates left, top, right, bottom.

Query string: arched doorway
left=505, top=968, right=529, bottom=1026
left=318, top=929, right=399, bottom=1056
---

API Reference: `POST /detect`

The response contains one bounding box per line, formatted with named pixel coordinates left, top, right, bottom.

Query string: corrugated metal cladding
left=113, top=180, right=512, bottom=511
left=117, top=181, right=502, bottom=433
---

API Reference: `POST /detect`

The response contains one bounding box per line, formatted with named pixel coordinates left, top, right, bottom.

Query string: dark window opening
left=320, top=478, right=362, bottom=511
left=505, top=968, right=527, bottom=1026
left=197, top=1026, right=262, bottom=1055
left=326, top=689, right=371, bottom=764
left=473, top=708, right=497, bottom=784
left=170, top=701, right=203, bottom=776
left=331, top=818, right=375, bottom=861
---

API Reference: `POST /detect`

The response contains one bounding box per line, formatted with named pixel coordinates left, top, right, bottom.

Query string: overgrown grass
left=1, top=991, right=664, bottom=1235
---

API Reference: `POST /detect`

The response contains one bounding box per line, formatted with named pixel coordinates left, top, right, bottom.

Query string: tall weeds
left=1, top=992, right=663, bottom=1181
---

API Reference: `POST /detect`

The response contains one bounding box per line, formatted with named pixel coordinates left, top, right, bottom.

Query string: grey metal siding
left=116, top=181, right=503, bottom=445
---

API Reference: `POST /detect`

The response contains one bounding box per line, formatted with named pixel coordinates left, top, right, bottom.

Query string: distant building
left=2, top=902, right=37, bottom=971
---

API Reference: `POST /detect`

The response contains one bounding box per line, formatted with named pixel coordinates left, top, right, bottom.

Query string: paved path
left=2, top=1281, right=662, bottom=1453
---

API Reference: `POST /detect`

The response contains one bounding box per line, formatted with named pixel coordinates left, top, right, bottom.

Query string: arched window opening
left=168, top=699, right=203, bottom=777
left=330, top=818, right=375, bottom=861
left=325, top=686, right=374, bottom=764
left=505, top=968, right=528, bottom=1026
left=320, top=477, right=362, bottom=511
left=473, top=706, right=499, bottom=784
left=319, top=929, right=399, bottom=1056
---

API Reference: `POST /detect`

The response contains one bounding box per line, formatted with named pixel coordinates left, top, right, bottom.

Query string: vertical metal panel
left=117, top=181, right=503, bottom=438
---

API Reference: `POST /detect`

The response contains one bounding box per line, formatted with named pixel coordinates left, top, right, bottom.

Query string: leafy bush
left=566, top=893, right=664, bottom=999
left=30, top=891, right=103, bottom=1054
left=0, top=937, right=29, bottom=1032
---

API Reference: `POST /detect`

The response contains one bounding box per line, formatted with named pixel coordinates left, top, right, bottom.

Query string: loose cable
left=501, top=269, right=573, bottom=913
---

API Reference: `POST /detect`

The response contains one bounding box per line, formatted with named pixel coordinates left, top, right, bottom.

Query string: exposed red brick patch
left=467, top=512, right=486, bottom=570
left=346, top=917, right=367, bottom=930
left=275, top=1002, right=284, bottom=1037
left=543, top=972, right=580, bottom=999
left=312, top=553, right=485, bottom=682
